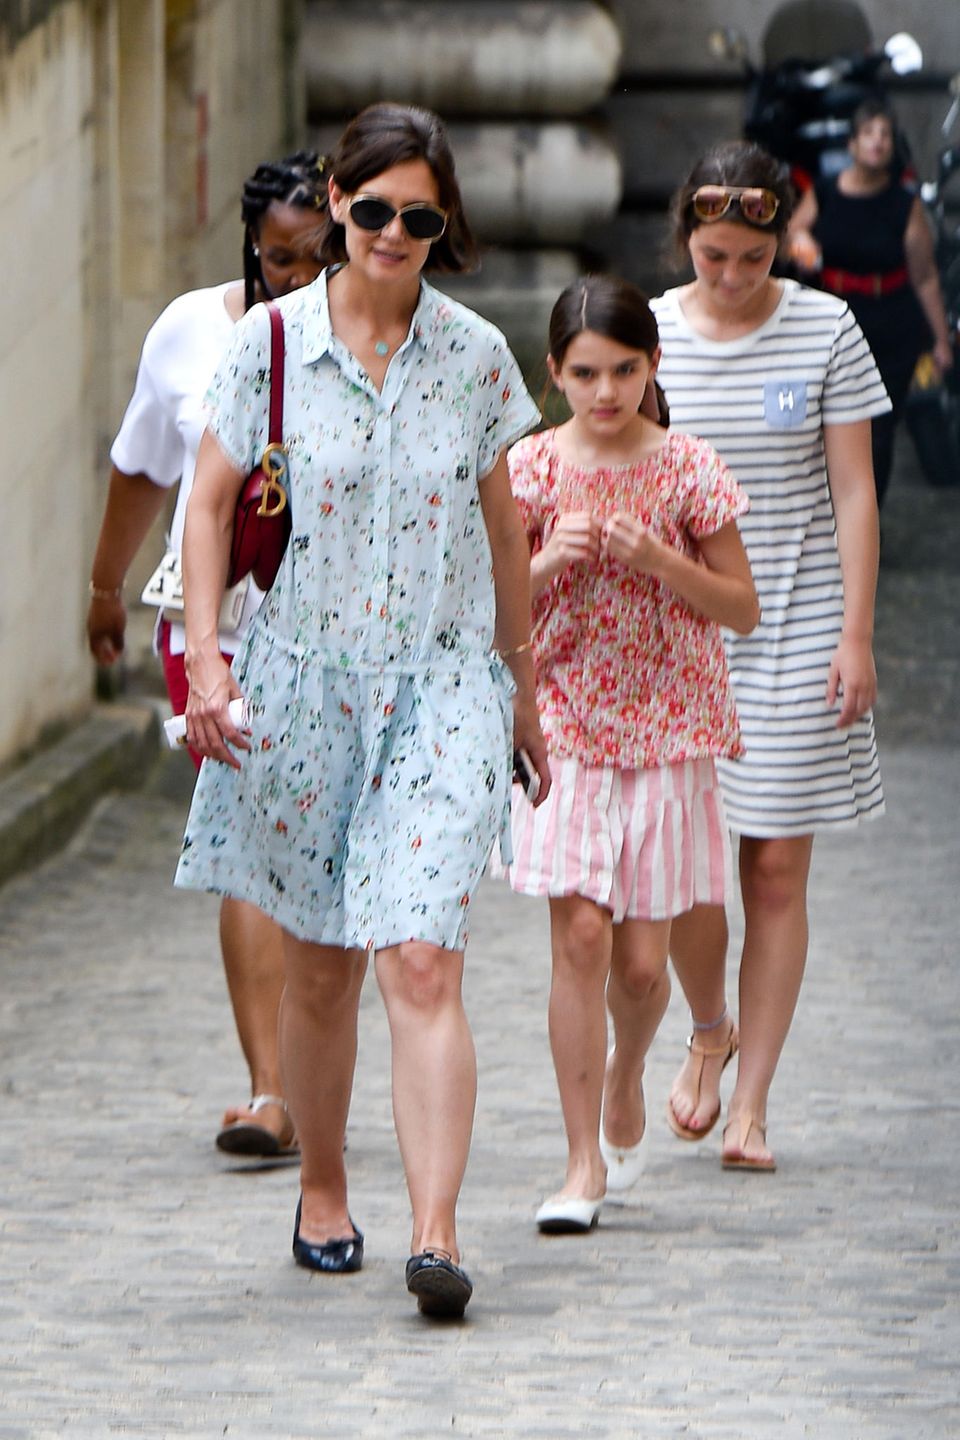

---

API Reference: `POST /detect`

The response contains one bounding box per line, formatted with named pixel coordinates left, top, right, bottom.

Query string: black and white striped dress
left=652, top=280, right=889, bottom=837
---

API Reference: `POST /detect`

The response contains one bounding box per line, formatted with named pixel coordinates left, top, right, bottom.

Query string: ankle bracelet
left=692, top=1003, right=728, bottom=1032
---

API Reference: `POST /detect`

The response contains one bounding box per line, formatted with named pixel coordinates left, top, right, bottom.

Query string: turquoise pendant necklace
left=374, top=340, right=389, bottom=357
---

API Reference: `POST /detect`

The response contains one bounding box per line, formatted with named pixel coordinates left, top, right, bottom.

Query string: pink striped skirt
left=507, top=756, right=733, bottom=922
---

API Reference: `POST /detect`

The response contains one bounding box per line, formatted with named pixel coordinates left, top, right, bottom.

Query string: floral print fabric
left=508, top=428, right=748, bottom=769
left=174, top=272, right=540, bottom=951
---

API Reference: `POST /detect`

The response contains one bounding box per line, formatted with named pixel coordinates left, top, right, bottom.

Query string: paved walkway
left=1, top=453, right=958, bottom=1439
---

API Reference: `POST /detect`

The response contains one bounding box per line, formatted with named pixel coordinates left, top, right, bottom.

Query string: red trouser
left=158, top=619, right=234, bottom=772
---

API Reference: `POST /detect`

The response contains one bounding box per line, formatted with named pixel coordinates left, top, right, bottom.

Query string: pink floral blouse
left=508, top=428, right=749, bottom=769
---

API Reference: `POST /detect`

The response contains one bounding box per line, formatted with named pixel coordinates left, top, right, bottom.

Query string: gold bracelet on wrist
left=88, top=581, right=124, bottom=601
left=497, top=640, right=532, bottom=659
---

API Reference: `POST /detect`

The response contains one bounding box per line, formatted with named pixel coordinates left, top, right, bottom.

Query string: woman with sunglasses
left=646, top=141, right=887, bottom=1171
left=174, top=103, right=549, bottom=1318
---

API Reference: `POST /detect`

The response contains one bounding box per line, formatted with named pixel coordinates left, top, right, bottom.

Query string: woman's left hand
left=512, top=694, right=551, bottom=807
left=826, top=634, right=877, bottom=728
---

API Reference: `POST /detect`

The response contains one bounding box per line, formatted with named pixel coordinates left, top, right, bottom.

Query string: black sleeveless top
left=813, top=178, right=914, bottom=274
left=812, top=177, right=928, bottom=375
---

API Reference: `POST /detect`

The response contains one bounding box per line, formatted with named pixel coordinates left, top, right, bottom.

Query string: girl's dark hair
left=311, top=102, right=478, bottom=274
left=670, top=140, right=795, bottom=257
left=548, top=274, right=659, bottom=366
left=547, top=275, right=670, bottom=427
left=241, top=151, right=328, bottom=311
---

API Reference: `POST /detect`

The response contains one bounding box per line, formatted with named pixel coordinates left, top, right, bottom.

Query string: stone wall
left=0, top=0, right=299, bottom=767
left=304, top=1, right=623, bottom=372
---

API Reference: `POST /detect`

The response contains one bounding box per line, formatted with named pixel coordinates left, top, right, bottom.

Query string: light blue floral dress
left=174, top=271, right=539, bottom=951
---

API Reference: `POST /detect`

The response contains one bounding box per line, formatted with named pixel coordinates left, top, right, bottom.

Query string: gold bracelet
left=88, top=581, right=123, bottom=601
left=497, top=640, right=532, bottom=659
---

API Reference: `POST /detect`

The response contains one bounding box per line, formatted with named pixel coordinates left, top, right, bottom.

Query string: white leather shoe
left=599, top=1128, right=646, bottom=1201
left=535, top=1194, right=603, bottom=1234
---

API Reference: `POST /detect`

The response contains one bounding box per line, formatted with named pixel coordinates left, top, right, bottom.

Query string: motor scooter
left=709, top=3, right=923, bottom=190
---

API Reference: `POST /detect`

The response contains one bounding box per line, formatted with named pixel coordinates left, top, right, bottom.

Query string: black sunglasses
left=346, top=194, right=448, bottom=242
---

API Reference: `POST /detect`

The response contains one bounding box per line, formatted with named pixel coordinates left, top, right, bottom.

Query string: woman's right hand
left=788, top=232, right=821, bottom=273
left=184, top=649, right=250, bottom=768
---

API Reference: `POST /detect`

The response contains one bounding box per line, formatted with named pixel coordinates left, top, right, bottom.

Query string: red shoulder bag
left=226, top=300, right=292, bottom=591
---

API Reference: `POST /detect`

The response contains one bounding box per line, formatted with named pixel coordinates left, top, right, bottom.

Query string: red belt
left=821, top=265, right=909, bottom=298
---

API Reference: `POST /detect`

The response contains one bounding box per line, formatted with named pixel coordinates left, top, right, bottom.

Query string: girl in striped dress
left=653, top=142, right=888, bottom=1172
left=506, top=277, right=759, bottom=1231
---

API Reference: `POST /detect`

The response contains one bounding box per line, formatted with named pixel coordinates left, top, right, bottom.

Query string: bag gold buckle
left=258, top=443, right=289, bottom=517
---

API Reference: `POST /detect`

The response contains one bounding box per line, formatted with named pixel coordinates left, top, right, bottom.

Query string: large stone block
left=309, top=119, right=622, bottom=244
left=585, top=210, right=679, bottom=299
left=605, top=90, right=744, bottom=205
left=305, top=0, right=621, bottom=117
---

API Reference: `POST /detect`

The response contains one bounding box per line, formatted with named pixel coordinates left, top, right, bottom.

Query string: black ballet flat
left=292, top=1197, right=363, bottom=1273
left=405, top=1249, right=473, bottom=1318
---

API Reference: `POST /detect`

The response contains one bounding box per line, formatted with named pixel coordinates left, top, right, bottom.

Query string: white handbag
left=141, top=549, right=249, bottom=633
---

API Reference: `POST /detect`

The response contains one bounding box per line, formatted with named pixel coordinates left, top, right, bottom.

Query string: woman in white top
left=86, top=154, right=325, bottom=1157
left=647, top=142, right=888, bottom=1171
left=175, top=103, right=549, bottom=1318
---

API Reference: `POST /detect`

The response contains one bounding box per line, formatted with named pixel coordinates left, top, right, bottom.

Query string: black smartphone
left=512, top=747, right=541, bottom=803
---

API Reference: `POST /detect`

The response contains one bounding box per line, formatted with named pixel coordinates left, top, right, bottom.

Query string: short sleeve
left=822, top=305, right=891, bottom=424
left=110, top=332, right=184, bottom=489
left=507, top=432, right=554, bottom=550
left=203, top=304, right=274, bottom=473
left=477, top=332, right=541, bottom=477
left=676, top=434, right=749, bottom=540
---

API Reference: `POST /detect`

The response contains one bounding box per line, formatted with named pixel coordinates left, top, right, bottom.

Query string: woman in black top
left=789, top=100, right=953, bottom=505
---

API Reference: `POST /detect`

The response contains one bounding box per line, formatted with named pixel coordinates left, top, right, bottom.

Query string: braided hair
left=241, top=151, right=327, bottom=311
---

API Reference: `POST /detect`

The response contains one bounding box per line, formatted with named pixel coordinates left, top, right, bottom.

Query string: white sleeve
left=110, top=324, right=186, bottom=488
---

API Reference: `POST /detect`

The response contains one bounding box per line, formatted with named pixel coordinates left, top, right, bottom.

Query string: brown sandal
left=721, top=1112, right=776, bottom=1172
left=666, top=1019, right=739, bottom=1142
left=216, top=1093, right=299, bottom=1158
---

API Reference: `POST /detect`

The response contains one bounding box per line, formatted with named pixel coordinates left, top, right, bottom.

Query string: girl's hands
left=540, top=512, right=602, bottom=576
left=601, top=511, right=660, bottom=573
left=184, top=650, right=251, bottom=768
left=826, top=633, right=878, bottom=728
left=535, top=510, right=663, bottom=587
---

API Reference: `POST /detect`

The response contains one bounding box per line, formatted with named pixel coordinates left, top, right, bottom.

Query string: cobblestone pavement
left=1, top=458, right=958, bottom=1439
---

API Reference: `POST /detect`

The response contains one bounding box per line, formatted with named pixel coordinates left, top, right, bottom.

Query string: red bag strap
left=265, top=300, right=285, bottom=445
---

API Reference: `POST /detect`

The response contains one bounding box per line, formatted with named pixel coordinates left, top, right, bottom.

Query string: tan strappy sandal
left=721, top=1112, right=776, bottom=1172
left=216, top=1093, right=299, bottom=1158
left=666, top=1018, right=739, bottom=1141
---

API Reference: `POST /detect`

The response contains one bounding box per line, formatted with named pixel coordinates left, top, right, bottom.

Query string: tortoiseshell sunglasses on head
left=692, top=185, right=780, bottom=225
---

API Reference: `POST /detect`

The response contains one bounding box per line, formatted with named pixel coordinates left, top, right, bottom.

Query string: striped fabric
left=652, top=280, right=888, bottom=838
left=508, top=757, right=733, bottom=922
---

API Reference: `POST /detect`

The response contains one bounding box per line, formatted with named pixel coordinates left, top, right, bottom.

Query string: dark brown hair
left=311, top=103, right=478, bottom=274
left=670, top=140, right=795, bottom=259
left=547, top=275, right=669, bottom=426
left=548, top=275, right=660, bottom=367
left=850, top=97, right=895, bottom=138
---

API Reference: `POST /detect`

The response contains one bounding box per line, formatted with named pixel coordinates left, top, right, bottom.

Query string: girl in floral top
left=506, top=276, right=759, bottom=1233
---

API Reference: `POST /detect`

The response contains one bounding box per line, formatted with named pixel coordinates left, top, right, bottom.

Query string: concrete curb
left=0, top=701, right=162, bottom=890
